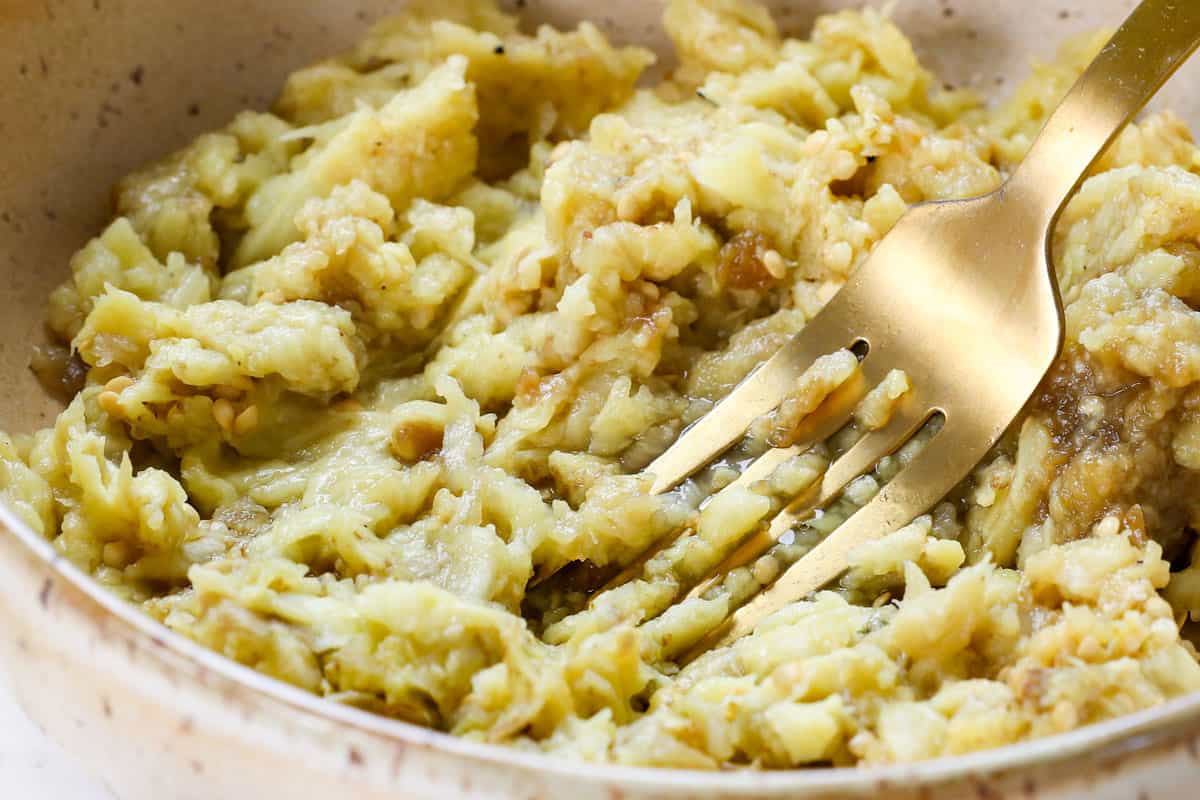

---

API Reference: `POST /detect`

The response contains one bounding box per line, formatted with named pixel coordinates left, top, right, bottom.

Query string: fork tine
left=681, top=404, right=930, bottom=604
left=528, top=437, right=820, bottom=591
left=704, top=365, right=893, bottom=501
left=597, top=371, right=875, bottom=597
left=721, top=444, right=805, bottom=495
left=590, top=444, right=805, bottom=599
left=645, top=295, right=864, bottom=494
left=676, top=413, right=990, bottom=664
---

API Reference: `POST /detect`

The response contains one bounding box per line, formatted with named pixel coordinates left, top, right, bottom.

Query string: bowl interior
left=3, top=0, right=1200, bottom=793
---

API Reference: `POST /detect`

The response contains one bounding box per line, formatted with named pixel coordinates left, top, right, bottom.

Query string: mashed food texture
left=4, top=0, right=1200, bottom=768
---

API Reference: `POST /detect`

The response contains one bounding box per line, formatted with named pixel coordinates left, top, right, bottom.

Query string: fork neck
left=1003, top=0, right=1200, bottom=231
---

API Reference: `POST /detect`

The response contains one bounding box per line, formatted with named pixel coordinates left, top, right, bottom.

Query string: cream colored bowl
left=2, top=1, right=1200, bottom=797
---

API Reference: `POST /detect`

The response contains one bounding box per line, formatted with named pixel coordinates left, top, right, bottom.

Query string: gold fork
left=595, top=0, right=1200, bottom=663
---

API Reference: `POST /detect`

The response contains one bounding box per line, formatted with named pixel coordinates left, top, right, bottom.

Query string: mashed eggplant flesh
left=3, top=0, right=1200, bottom=769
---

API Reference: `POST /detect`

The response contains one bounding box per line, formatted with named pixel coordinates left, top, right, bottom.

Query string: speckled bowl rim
left=3, top=497, right=1199, bottom=794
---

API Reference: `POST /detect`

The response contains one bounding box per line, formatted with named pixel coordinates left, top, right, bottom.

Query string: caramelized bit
left=718, top=231, right=776, bottom=291
left=1032, top=347, right=1128, bottom=451
left=391, top=420, right=444, bottom=463
left=1123, top=504, right=1148, bottom=545
left=515, top=367, right=542, bottom=403
left=29, top=342, right=88, bottom=403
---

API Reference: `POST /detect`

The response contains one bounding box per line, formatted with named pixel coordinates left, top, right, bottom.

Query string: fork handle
left=1006, top=0, right=1200, bottom=226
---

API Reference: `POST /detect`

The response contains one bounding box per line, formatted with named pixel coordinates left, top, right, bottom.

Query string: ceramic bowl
left=2, top=1, right=1199, bottom=797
